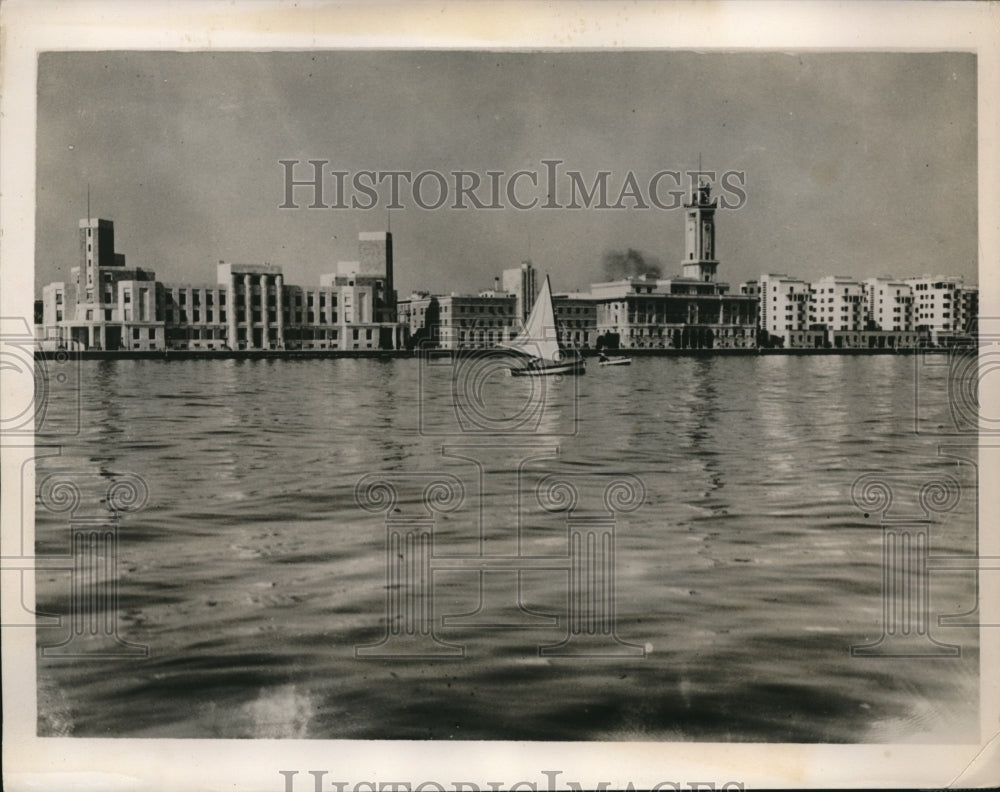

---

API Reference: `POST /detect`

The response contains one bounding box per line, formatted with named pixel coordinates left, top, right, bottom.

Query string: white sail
left=500, top=275, right=562, bottom=363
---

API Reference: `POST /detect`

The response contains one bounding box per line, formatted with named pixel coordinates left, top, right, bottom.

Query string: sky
left=35, top=50, right=978, bottom=297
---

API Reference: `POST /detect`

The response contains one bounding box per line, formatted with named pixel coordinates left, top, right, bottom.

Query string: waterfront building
left=39, top=219, right=404, bottom=351
left=959, top=288, right=980, bottom=335
left=864, top=278, right=914, bottom=332
left=809, top=275, right=865, bottom=335
left=582, top=275, right=757, bottom=350
left=398, top=291, right=519, bottom=350
left=758, top=273, right=812, bottom=347
left=757, top=272, right=926, bottom=349
left=553, top=294, right=598, bottom=349
left=577, top=181, right=757, bottom=350
left=39, top=219, right=164, bottom=350
left=904, top=275, right=978, bottom=344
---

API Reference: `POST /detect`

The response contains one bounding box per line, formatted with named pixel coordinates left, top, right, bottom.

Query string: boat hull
left=509, top=360, right=586, bottom=376
left=599, top=357, right=632, bottom=366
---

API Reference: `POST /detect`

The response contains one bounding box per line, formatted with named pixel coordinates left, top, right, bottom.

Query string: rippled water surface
left=34, top=356, right=979, bottom=741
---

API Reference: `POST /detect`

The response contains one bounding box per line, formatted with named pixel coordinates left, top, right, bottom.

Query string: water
left=34, top=355, right=979, bottom=741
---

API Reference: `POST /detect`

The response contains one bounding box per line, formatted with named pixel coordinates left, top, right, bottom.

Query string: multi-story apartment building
left=864, top=278, right=914, bottom=332
left=759, top=273, right=813, bottom=347
left=958, top=287, right=979, bottom=336
left=38, top=218, right=404, bottom=351
left=904, top=275, right=978, bottom=344
left=809, top=275, right=865, bottom=333
left=756, top=273, right=924, bottom=349
left=807, top=275, right=924, bottom=348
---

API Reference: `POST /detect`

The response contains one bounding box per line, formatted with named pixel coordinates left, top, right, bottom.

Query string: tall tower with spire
left=681, top=178, right=719, bottom=282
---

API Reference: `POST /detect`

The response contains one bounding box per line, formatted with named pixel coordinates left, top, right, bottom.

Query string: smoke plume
left=601, top=248, right=663, bottom=280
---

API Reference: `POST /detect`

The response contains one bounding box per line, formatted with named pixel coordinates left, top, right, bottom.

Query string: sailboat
left=502, top=275, right=585, bottom=376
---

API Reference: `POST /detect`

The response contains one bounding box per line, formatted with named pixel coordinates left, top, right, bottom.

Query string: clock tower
left=681, top=179, right=719, bottom=283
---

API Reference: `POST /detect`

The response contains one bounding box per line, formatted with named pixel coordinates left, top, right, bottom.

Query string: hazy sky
left=35, top=50, right=977, bottom=296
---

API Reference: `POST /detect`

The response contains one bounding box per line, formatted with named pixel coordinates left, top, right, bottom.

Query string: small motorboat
left=598, top=353, right=632, bottom=366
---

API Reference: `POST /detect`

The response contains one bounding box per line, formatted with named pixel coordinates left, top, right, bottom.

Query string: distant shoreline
left=33, top=347, right=955, bottom=362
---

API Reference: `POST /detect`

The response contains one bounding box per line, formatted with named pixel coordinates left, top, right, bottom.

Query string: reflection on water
left=34, top=356, right=978, bottom=741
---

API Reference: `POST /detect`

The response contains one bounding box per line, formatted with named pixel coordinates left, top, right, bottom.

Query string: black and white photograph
left=2, top=2, right=998, bottom=790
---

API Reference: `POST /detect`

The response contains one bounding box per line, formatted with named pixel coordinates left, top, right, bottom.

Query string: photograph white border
left=2, top=2, right=998, bottom=789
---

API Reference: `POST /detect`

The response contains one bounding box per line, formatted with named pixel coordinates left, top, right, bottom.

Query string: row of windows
left=164, top=308, right=355, bottom=325
left=170, top=291, right=225, bottom=307
left=443, top=319, right=512, bottom=329
left=442, top=305, right=512, bottom=315
left=166, top=290, right=353, bottom=309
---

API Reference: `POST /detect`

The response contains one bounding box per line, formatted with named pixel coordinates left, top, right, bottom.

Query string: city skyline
left=36, top=51, right=978, bottom=297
